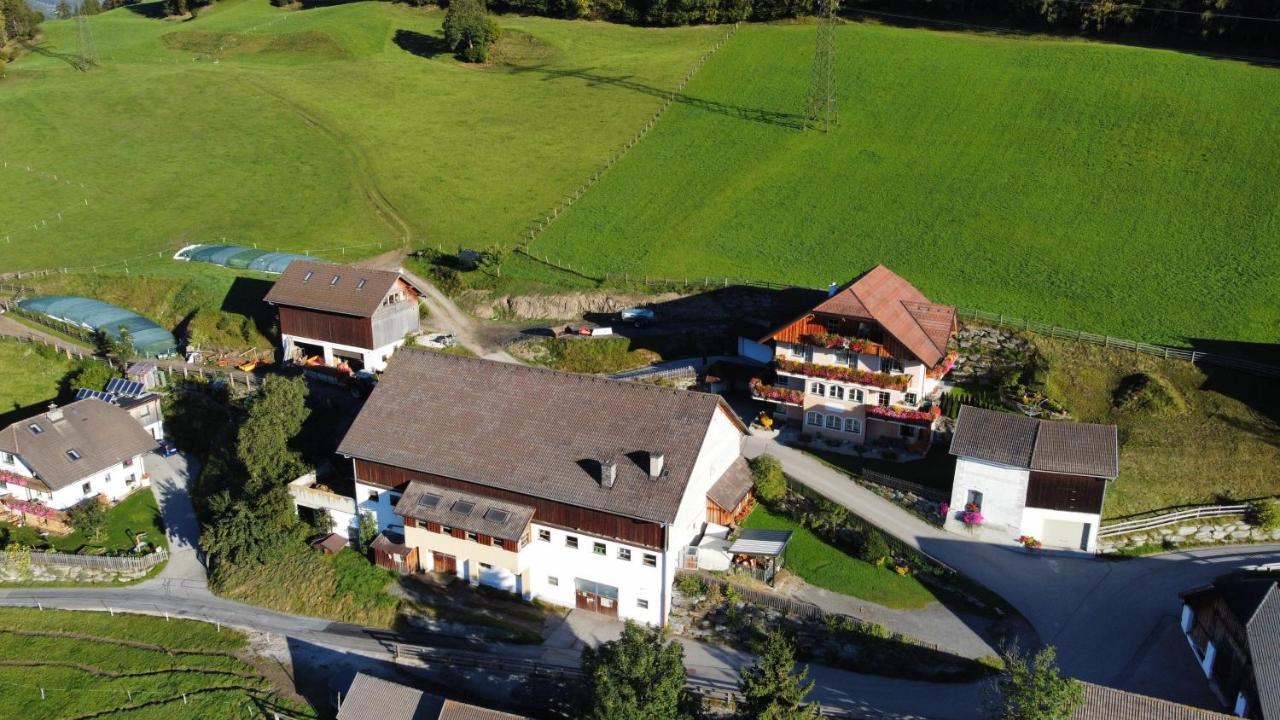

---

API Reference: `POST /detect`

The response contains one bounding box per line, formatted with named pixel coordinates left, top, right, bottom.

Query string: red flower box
left=774, top=359, right=910, bottom=391
left=799, top=333, right=884, bottom=356
left=926, top=352, right=958, bottom=380
left=750, top=379, right=803, bottom=406
left=866, top=404, right=941, bottom=423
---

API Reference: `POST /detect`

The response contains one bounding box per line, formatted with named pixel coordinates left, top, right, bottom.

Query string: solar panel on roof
left=75, top=388, right=118, bottom=402
left=104, top=378, right=145, bottom=398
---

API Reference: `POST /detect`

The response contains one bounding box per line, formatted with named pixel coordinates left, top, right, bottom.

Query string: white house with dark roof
left=0, top=399, right=157, bottom=512
left=336, top=348, right=748, bottom=626
left=946, top=406, right=1119, bottom=553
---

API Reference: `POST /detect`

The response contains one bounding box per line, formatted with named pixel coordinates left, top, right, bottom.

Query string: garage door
left=1042, top=519, right=1089, bottom=551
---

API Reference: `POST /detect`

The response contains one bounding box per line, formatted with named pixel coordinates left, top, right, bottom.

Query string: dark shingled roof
left=264, top=260, right=404, bottom=318
left=950, top=406, right=1119, bottom=480
left=337, top=673, right=527, bottom=720
left=1072, top=682, right=1237, bottom=720
left=1184, top=573, right=1280, bottom=720
left=396, top=481, right=534, bottom=542
left=440, top=700, right=527, bottom=720
left=707, top=458, right=753, bottom=512
left=0, top=399, right=157, bottom=492
left=338, top=349, right=745, bottom=525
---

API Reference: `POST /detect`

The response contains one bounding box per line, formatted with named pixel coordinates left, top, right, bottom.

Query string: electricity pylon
left=75, top=11, right=99, bottom=70
left=805, top=0, right=838, bottom=132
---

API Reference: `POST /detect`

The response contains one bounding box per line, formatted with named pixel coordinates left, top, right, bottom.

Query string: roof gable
left=0, top=399, right=156, bottom=491
left=950, top=406, right=1119, bottom=479
left=337, top=349, right=745, bottom=524
left=263, top=260, right=405, bottom=317
left=810, top=265, right=954, bottom=366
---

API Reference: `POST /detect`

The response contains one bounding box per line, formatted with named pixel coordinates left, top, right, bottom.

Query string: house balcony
left=773, top=358, right=911, bottom=392
left=865, top=403, right=942, bottom=426
left=797, top=332, right=891, bottom=358
left=926, top=352, right=959, bottom=380
left=749, top=379, right=803, bottom=407
left=289, top=474, right=357, bottom=516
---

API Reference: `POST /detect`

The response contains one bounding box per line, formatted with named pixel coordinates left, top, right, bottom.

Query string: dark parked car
left=158, top=440, right=178, bottom=457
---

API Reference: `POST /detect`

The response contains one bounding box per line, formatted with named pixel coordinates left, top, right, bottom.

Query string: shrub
left=858, top=529, right=891, bottom=565
left=1250, top=499, right=1280, bottom=531
left=750, top=454, right=786, bottom=504
left=1112, top=372, right=1188, bottom=415
left=675, top=573, right=707, bottom=597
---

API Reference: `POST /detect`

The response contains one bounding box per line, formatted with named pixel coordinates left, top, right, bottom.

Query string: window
left=483, top=508, right=510, bottom=524
left=824, top=415, right=840, bottom=430
left=139, top=407, right=150, bottom=418
left=390, top=492, right=403, bottom=505
left=618, top=548, right=632, bottom=561
left=877, top=392, right=891, bottom=407
left=548, top=576, right=559, bottom=587
left=566, top=535, right=579, bottom=549
left=123, top=457, right=134, bottom=467
left=637, top=599, right=649, bottom=609
left=66, top=450, right=82, bottom=461
left=451, top=500, right=475, bottom=515
left=850, top=388, right=864, bottom=403
left=356, top=279, right=368, bottom=290
left=809, top=382, right=825, bottom=397
left=367, top=491, right=380, bottom=503
left=966, top=490, right=984, bottom=509
left=844, top=418, right=861, bottom=434
left=900, top=425, right=916, bottom=439
left=1, top=452, right=12, bottom=464
left=126, top=474, right=137, bottom=486
left=881, top=357, right=901, bottom=374
left=642, top=554, right=657, bottom=567
left=538, top=529, right=551, bottom=542
left=81, top=482, right=92, bottom=495
left=806, top=412, right=822, bottom=427
left=302, top=271, right=314, bottom=282
left=29, top=424, right=43, bottom=435
left=904, top=392, right=918, bottom=406
left=418, top=493, right=442, bottom=509
left=492, top=537, right=504, bottom=548
left=330, top=275, right=341, bottom=286
left=593, top=542, right=606, bottom=556
left=830, top=385, right=844, bottom=400
left=466, top=531, right=478, bottom=542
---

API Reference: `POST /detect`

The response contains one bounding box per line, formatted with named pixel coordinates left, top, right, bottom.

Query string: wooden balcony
left=773, top=359, right=911, bottom=392
left=749, top=380, right=803, bottom=407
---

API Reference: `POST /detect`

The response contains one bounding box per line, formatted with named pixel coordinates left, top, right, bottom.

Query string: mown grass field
left=0, top=0, right=722, bottom=275
left=0, top=607, right=314, bottom=719
left=742, top=504, right=936, bottom=609
left=0, top=339, right=74, bottom=416
left=531, top=22, right=1280, bottom=347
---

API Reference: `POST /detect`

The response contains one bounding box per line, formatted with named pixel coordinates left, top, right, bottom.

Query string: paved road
left=144, top=451, right=207, bottom=583
left=746, top=435, right=1280, bottom=711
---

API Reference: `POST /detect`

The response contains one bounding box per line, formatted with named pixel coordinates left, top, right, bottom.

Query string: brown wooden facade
left=769, top=314, right=900, bottom=361
left=405, top=516, right=520, bottom=552
left=279, top=306, right=374, bottom=349
left=1025, top=472, right=1106, bottom=515
left=706, top=492, right=755, bottom=527
left=355, top=458, right=667, bottom=550
left=1183, top=590, right=1260, bottom=717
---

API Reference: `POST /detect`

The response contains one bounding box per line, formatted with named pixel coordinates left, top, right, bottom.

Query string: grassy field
left=0, top=489, right=168, bottom=555
left=0, top=339, right=74, bottom=418
left=531, top=22, right=1280, bottom=347
left=517, top=336, right=661, bottom=373
left=0, top=607, right=313, bottom=719
left=742, top=504, right=936, bottom=609
left=0, top=0, right=722, bottom=275
left=1038, top=338, right=1280, bottom=518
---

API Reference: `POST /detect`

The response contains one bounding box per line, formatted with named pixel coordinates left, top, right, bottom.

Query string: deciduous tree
left=988, top=646, right=1083, bottom=720
left=737, top=631, right=821, bottom=720
left=749, top=454, right=786, bottom=504
left=68, top=498, right=108, bottom=543
left=579, top=621, right=697, bottom=720
left=442, top=0, right=499, bottom=62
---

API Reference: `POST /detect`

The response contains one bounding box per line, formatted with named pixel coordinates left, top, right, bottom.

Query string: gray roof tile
left=264, top=260, right=405, bottom=317
left=1073, top=682, right=1237, bottom=720
left=397, top=481, right=534, bottom=542
left=950, top=406, right=1119, bottom=479
left=0, top=399, right=157, bottom=492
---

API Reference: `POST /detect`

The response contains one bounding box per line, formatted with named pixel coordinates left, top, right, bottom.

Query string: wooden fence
left=862, top=469, right=950, bottom=503
left=0, top=548, right=167, bottom=572
left=1098, top=504, right=1253, bottom=538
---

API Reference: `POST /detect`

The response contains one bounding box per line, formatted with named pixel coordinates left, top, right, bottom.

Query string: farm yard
left=0, top=607, right=313, bottom=719
left=530, top=22, right=1280, bottom=347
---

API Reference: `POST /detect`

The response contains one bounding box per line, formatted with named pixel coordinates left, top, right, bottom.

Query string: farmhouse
left=338, top=672, right=526, bottom=720
left=336, top=348, right=747, bottom=626
left=945, top=406, right=1119, bottom=553
left=76, top=377, right=166, bottom=441
left=1179, top=572, right=1280, bottom=719
left=0, top=399, right=156, bottom=514
left=742, top=265, right=957, bottom=455
left=263, top=260, right=419, bottom=373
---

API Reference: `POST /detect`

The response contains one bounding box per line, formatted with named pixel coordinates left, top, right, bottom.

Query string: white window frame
left=844, top=418, right=861, bottom=434
left=637, top=598, right=649, bottom=609
left=548, top=576, right=559, bottom=587
left=905, top=392, right=918, bottom=406
left=642, top=553, right=657, bottom=567
left=806, top=412, right=822, bottom=427
left=877, top=392, right=891, bottom=407
left=565, top=535, right=579, bottom=549
left=829, top=385, right=844, bottom=400
left=618, top=548, right=632, bottom=561
left=809, top=381, right=825, bottom=397
left=850, top=388, right=864, bottom=403
left=81, top=481, right=92, bottom=495
left=592, top=542, right=607, bottom=556
left=538, top=529, right=551, bottom=542
left=824, top=415, right=840, bottom=430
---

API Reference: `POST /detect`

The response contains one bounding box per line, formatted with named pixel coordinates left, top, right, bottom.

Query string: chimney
left=601, top=459, right=617, bottom=488
left=827, top=281, right=838, bottom=297
left=648, top=451, right=665, bottom=479
left=46, top=403, right=64, bottom=423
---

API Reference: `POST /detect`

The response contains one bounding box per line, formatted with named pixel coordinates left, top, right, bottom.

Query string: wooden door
left=575, top=588, right=598, bottom=612
left=433, top=553, right=456, bottom=574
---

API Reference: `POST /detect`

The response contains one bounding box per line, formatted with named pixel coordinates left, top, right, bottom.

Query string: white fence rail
left=0, top=548, right=168, bottom=571
left=1098, top=505, right=1251, bottom=538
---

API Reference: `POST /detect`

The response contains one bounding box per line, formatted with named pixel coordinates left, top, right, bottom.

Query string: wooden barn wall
left=1025, top=472, right=1106, bottom=515
left=279, top=306, right=373, bottom=349
left=354, top=459, right=666, bottom=550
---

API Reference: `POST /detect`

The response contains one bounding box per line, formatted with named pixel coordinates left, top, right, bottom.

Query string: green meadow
left=531, top=22, right=1280, bottom=346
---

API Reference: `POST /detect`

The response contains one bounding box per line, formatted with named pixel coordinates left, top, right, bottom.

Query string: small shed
left=310, top=533, right=347, bottom=556
left=729, top=528, right=793, bottom=585
left=371, top=530, right=419, bottom=574
left=125, top=361, right=161, bottom=390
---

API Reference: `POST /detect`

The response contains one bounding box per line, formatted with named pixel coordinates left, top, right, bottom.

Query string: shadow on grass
left=219, top=276, right=278, bottom=343
left=507, top=64, right=808, bottom=130
left=393, top=29, right=451, bottom=60
left=21, top=41, right=94, bottom=71
left=123, top=0, right=170, bottom=18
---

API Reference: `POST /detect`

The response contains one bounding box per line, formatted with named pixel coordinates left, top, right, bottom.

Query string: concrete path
left=144, top=451, right=207, bottom=583
left=745, top=434, right=1280, bottom=712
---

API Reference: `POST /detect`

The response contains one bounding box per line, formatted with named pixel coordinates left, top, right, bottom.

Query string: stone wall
left=1099, top=519, right=1280, bottom=554
left=949, top=324, right=1035, bottom=385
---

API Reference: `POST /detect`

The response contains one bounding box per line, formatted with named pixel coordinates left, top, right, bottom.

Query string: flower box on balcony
left=749, top=379, right=803, bottom=406
left=865, top=404, right=941, bottom=424
left=926, top=352, right=958, bottom=380
left=774, top=359, right=910, bottom=391
left=799, top=333, right=885, bottom=356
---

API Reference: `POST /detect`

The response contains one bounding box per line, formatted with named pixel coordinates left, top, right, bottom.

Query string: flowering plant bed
left=799, top=333, right=885, bottom=356
left=1017, top=535, right=1043, bottom=551
left=749, top=379, right=803, bottom=406
left=3, top=498, right=62, bottom=519
left=774, top=358, right=910, bottom=391
left=926, top=352, right=958, bottom=379
left=866, top=404, right=941, bottom=423
left=961, top=503, right=984, bottom=526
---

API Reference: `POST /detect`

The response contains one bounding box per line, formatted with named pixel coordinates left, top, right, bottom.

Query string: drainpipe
left=660, top=522, right=669, bottom=627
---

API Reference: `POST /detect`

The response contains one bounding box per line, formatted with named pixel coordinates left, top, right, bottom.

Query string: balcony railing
left=798, top=332, right=889, bottom=357
left=865, top=404, right=942, bottom=424
left=289, top=475, right=357, bottom=516
left=774, top=358, right=911, bottom=392
left=749, top=379, right=803, bottom=406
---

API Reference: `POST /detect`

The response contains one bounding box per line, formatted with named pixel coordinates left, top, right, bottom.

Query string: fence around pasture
left=1098, top=504, right=1252, bottom=538
left=0, top=548, right=168, bottom=572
